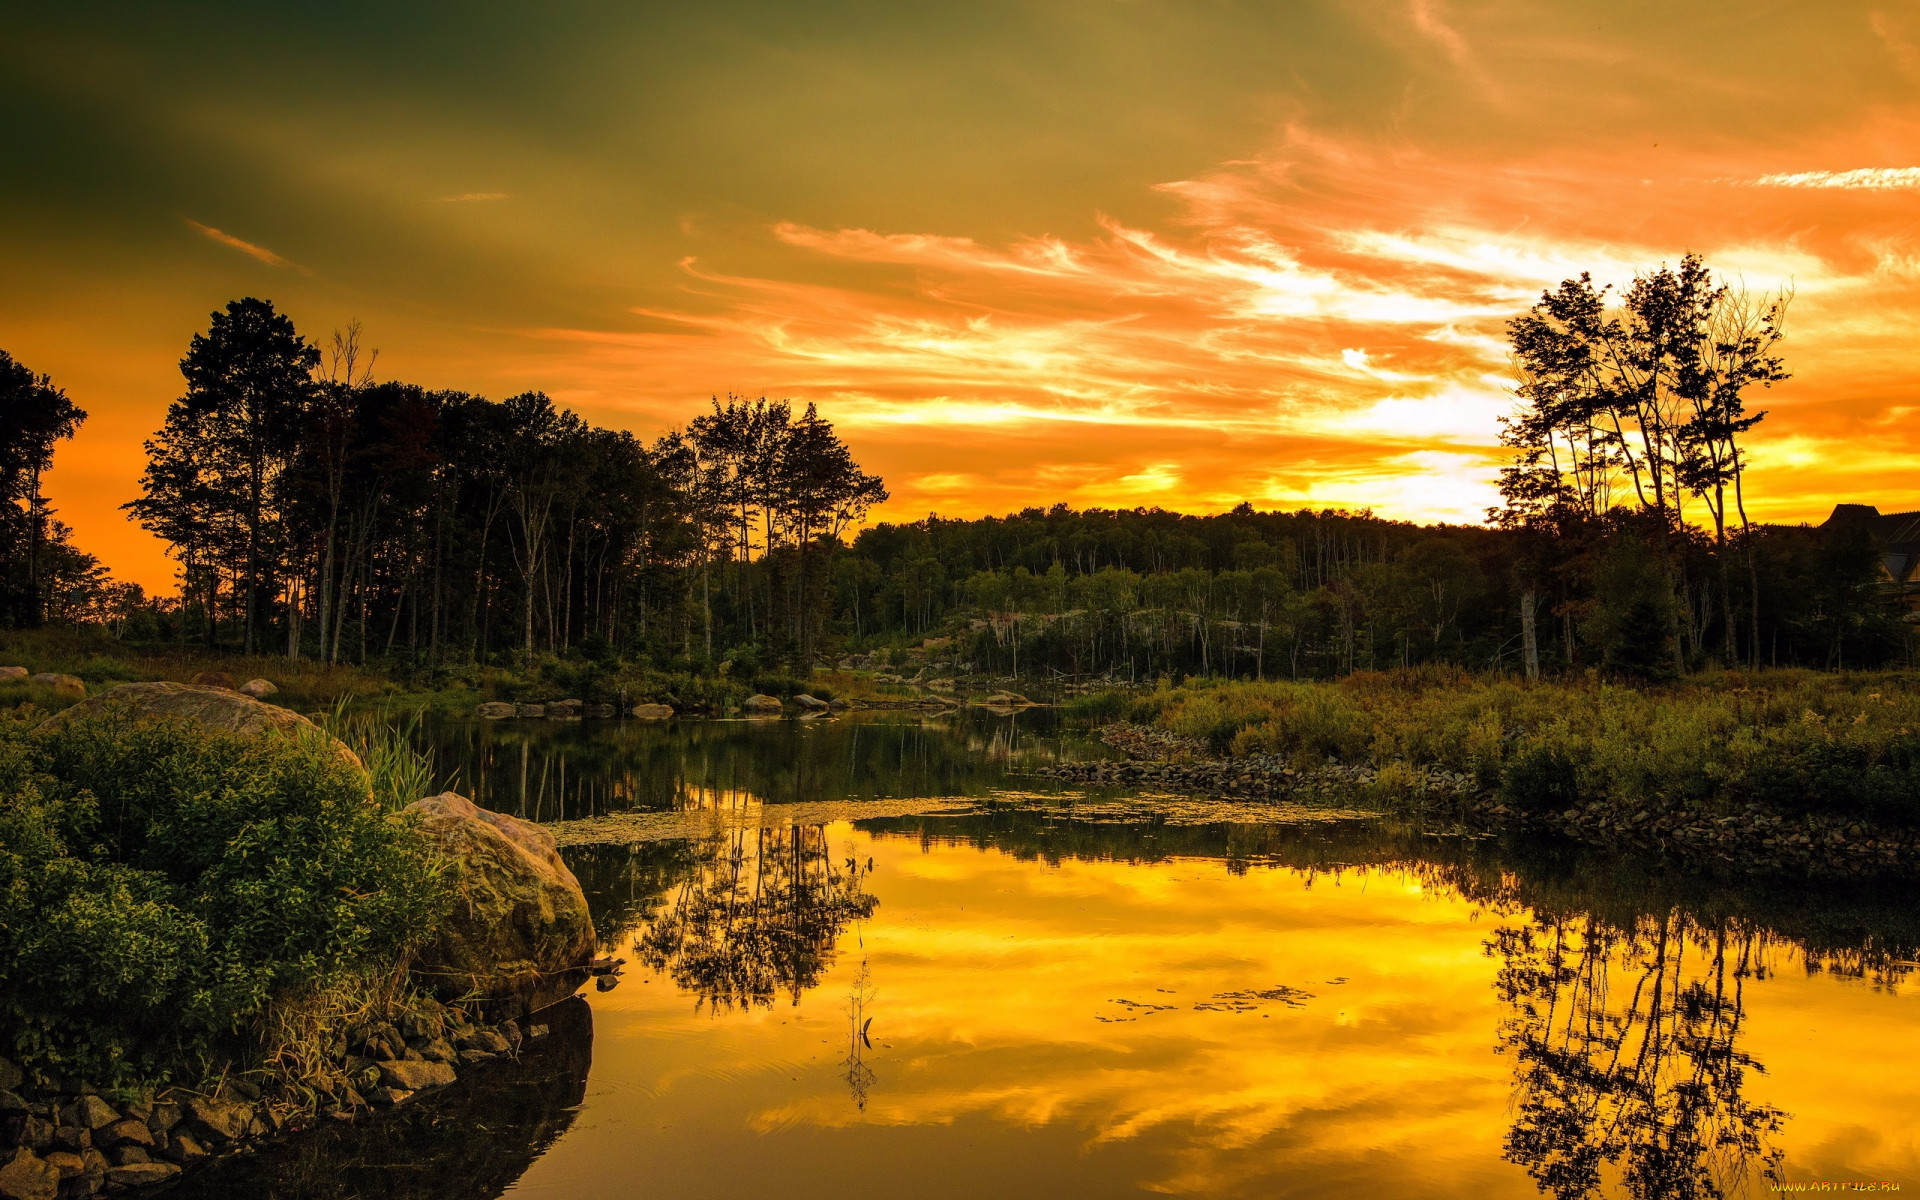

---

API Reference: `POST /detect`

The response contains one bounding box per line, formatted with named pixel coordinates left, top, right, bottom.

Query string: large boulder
left=475, top=701, right=516, bottom=719
left=0, top=666, right=27, bottom=681
left=791, top=693, right=829, bottom=712
left=38, top=682, right=363, bottom=771
left=27, top=674, right=83, bottom=700
left=0, top=1148, right=59, bottom=1200
left=237, top=678, right=278, bottom=698
left=405, top=792, right=596, bottom=1020
left=741, top=694, right=783, bottom=716
left=629, top=703, right=674, bottom=720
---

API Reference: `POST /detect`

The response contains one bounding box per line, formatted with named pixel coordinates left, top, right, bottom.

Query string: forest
left=0, top=256, right=1910, bottom=685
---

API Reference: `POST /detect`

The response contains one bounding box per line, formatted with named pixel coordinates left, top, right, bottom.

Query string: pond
left=191, top=711, right=1920, bottom=1199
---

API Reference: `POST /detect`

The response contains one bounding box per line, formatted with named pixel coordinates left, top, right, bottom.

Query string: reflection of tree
left=842, top=955, right=876, bottom=1111
left=1490, top=910, right=1785, bottom=1200
left=634, top=824, right=877, bottom=1011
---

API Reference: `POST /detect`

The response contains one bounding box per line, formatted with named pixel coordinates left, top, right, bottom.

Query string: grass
left=1115, top=666, right=1920, bottom=829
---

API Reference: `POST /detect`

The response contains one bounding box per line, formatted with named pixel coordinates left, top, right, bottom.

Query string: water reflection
left=184, top=996, right=594, bottom=1199
left=184, top=713, right=1920, bottom=1200
left=633, top=823, right=878, bottom=1011
left=1491, top=914, right=1785, bottom=1199
left=419, top=710, right=1081, bottom=822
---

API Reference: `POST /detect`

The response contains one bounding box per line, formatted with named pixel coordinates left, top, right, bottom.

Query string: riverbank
left=0, top=684, right=611, bottom=1197
left=0, top=628, right=1035, bottom=722
left=1048, top=669, right=1920, bottom=877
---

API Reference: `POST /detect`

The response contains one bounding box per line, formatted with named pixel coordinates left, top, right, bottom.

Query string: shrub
left=0, top=708, right=452, bottom=1086
left=1499, top=744, right=1584, bottom=815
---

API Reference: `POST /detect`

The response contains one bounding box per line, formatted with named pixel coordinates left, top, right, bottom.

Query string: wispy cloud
left=1749, top=167, right=1920, bottom=189
left=183, top=218, right=299, bottom=268
left=436, top=192, right=509, bottom=202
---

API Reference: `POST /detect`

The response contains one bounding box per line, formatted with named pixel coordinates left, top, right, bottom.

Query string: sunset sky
left=3, top=1, right=1918, bottom=592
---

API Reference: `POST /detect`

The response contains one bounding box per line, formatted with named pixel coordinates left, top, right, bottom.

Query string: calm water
left=191, top=712, right=1920, bottom=1199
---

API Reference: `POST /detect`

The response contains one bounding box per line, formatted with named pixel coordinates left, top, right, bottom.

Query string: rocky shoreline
left=1039, top=724, right=1920, bottom=877
left=1, top=683, right=617, bottom=1200
left=0, top=995, right=562, bottom=1200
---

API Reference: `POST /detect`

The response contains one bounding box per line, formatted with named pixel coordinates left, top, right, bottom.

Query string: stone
left=586, top=703, right=616, bottom=717
left=0, top=1148, right=58, bottom=1200
left=39, top=682, right=364, bottom=772
left=456, top=1049, right=495, bottom=1066
left=104, top=1145, right=148, bottom=1167
left=183, top=1097, right=253, bottom=1144
left=37, top=1154, right=80, bottom=1182
left=25, top=674, right=82, bottom=700
left=546, top=699, right=582, bottom=716
left=18, top=1118, right=50, bottom=1153
left=366, top=1087, right=412, bottom=1108
left=0, top=1059, right=20, bottom=1093
left=78, top=1150, right=105, bottom=1193
left=189, top=671, right=234, bottom=689
left=741, top=694, right=783, bottom=716
left=0, top=667, right=27, bottom=682
left=476, top=701, right=516, bottom=719
left=145, top=1104, right=181, bottom=1139
left=404, top=793, right=597, bottom=1020
left=629, top=703, right=674, bottom=720
left=104, top=1162, right=179, bottom=1188
left=162, top=1132, right=206, bottom=1164
left=47, top=1130, right=84, bottom=1154
left=516, top=703, right=546, bottom=718
left=418, top=1038, right=457, bottom=1064
left=791, top=693, right=829, bottom=711
left=237, top=678, right=278, bottom=698
left=93, top=1120, right=149, bottom=1150
left=0, top=1092, right=25, bottom=1116
left=377, top=1060, right=456, bottom=1092
left=980, top=691, right=1033, bottom=708
left=62, top=1098, right=115, bottom=1133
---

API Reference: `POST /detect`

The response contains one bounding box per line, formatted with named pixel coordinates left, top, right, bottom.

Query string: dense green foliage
left=1123, top=669, right=1920, bottom=828
left=0, top=708, right=450, bottom=1084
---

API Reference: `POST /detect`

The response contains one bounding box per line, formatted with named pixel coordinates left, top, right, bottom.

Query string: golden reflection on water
left=511, top=823, right=1919, bottom=1200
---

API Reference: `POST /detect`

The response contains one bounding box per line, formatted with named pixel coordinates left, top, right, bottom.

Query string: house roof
left=1825, top=504, right=1920, bottom=583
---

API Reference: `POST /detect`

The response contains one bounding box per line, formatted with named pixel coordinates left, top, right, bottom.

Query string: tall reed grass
left=1123, top=668, right=1920, bottom=826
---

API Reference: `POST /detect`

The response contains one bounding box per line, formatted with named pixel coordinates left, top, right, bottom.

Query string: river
left=186, top=709, right=1920, bottom=1199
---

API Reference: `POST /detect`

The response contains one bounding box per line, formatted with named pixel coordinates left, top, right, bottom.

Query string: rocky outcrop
left=476, top=701, right=516, bottom=719
left=39, top=683, right=363, bottom=772
left=741, top=694, right=783, bottom=716
left=629, top=703, right=674, bottom=720
left=0, top=667, right=26, bottom=681
left=237, top=679, right=277, bottom=698
left=405, top=793, right=597, bottom=1019
left=792, top=694, right=829, bottom=712
left=0, top=997, right=548, bottom=1197
left=977, top=691, right=1033, bottom=708
left=26, top=674, right=83, bottom=700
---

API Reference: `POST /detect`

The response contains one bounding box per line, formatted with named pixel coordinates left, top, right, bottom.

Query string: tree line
left=110, top=299, right=887, bottom=673
left=3, top=260, right=1908, bottom=682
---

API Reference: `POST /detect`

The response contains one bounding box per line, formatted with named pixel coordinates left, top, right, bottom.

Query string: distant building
left=1822, top=504, right=1920, bottom=614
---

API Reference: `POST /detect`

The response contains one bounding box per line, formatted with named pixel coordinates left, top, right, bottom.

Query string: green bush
left=0, top=708, right=452, bottom=1086
left=1498, top=744, right=1584, bottom=815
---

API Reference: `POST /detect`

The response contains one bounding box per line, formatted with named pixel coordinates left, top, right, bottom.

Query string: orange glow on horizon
left=8, top=5, right=1920, bottom=593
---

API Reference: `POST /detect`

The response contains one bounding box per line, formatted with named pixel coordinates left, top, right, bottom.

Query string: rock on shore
left=37, top=682, right=363, bottom=771
left=405, top=793, right=597, bottom=1019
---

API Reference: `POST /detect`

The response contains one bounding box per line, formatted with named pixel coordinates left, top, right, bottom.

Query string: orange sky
left=3, top=1, right=1918, bottom=593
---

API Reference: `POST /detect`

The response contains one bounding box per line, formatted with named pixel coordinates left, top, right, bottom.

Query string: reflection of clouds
left=553, top=826, right=1920, bottom=1199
